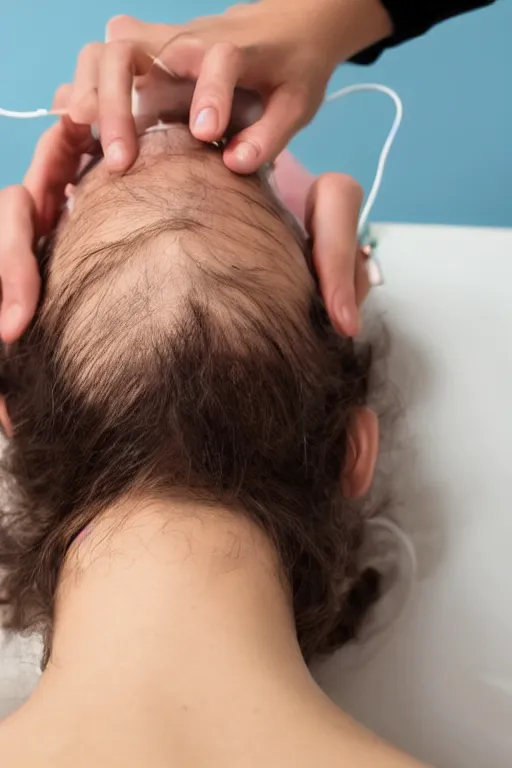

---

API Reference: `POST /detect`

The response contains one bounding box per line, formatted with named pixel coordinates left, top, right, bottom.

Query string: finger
left=52, top=83, right=72, bottom=111
left=24, top=118, right=96, bottom=233
left=98, top=41, right=151, bottom=171
left=223, top=87, right=313, bottom=173
left=77, top=153, right=95, bottom=174
left=305, top=173, right=363, bottom=337
left=190, top=42, right=242, bottom=142
left=106, top=15, right=178, bottom=52
left=0, top=186, right=40, bottom=342
left=68, top=42, right=103, bottom=125
left=147, top=32, right=206, bottom=82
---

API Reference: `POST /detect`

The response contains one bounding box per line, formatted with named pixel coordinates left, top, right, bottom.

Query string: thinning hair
left=0, top=133, right=379, bottom=665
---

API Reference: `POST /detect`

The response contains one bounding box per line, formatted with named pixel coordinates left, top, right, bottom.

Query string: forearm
left=306, top=0, right=394, bottom=64
left=262, top=0, right=496, bottom=64
left=262, top=0, right=393, bottom=63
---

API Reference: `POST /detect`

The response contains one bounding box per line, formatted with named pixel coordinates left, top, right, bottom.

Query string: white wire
left=325, top=83, right=403, bottom=235
left=0, top=107, right=50, bottom=119
left=367, top=515, right=418, bottom=584
left=0, top=82, right=402, bottom=234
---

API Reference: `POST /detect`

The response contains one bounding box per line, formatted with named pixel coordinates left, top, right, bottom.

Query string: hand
left=6, top=0, right=391, bottom=296
left=0, top=0, right=392, bottom=342
left=92, top=4, right=337, bottom=173
left=0, top=186, right=40, bottom=343
left=0, top=87, right=96, bottom=342
left=12, top=3, right=340, bottom=246
left=306, top=173, right=370, bottom=336
left=274, top=152, right=370, bottom=336
left=59, top=0, right=391, bottom=174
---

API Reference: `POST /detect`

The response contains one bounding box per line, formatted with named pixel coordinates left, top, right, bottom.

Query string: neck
left=3, top=497, right=423, bottom=768
left=10, top=498, right=341, bottom=763
left=53, top=497, right=313, bottom=690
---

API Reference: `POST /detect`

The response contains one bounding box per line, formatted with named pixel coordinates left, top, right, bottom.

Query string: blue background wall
left=0, top=1, right=510, bottom=226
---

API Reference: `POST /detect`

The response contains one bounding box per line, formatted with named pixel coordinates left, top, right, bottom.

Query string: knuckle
left=3, top=185, right=29, bottom=206
left=105, top=39, right=133, bottom=63
left=78, top=41, right=103, bottom=65
left=179, top=32, right=207, bottom=57
left=322, top=172, right=363, bottom=203
left=157, top=31, right=206, bottom=71
left=211, top=40, right=241, bottom=64
left=195, top=82, right=228, bottom=110
left=2, top=185, right=35, bottom=218
left=52, top=84, right=71, bottom=108
left=105, top=14, right=134, bottom=41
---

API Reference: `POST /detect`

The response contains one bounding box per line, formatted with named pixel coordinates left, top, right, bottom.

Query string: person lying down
left=0, top=125, right=423, bottom=767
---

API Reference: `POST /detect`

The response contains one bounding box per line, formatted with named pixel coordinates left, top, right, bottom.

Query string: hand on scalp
left=63, top=7, right=340, bottom=176
left=0, top=86, right=96, bottom=342
left=0, top=186, right=40, bottom=343
left=68, top=1, right=391, bottom=174
left=0, top=2, right=382, bottom=342
left=274, top=152, right=370, bottom=336
left=305, top=173, right=370, bottom=337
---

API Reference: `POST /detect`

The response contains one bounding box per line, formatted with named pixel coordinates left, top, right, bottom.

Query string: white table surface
left=1, top=223, right=512, bottom=767
left=315, top=223, right=512, bottom=768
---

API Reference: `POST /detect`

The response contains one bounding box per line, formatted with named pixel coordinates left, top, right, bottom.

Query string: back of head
left=0, top=126, right=378, bottom=662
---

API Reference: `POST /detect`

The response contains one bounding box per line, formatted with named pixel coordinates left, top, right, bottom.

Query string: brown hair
left=0, top=144, right=379, bottom=664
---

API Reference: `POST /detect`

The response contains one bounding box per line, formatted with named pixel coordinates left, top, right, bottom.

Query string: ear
left=341, top=407, right=379, bottom=499
left=0, top=396, right=13, bottom=438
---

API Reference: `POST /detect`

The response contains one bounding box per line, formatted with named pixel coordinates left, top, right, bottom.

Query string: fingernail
left=105, top=139, right=127, bottom=170
left=65, top=184, right=76, bottom=213
left=333, top=295, right=359, bottom=337
left=194, top=107, right=218, bottom=136
left=1, top=303, right=24, bottom=342
left=366, top=258, right=384, bottom=287
left=233, top=141, right=259, bottom=167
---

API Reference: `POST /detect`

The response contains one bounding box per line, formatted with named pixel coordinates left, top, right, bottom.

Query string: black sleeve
left=351, top=0, right=497, bottom=64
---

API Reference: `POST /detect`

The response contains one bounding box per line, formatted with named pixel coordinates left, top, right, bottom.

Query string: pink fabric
left=273, top=151, right=315, bottom=226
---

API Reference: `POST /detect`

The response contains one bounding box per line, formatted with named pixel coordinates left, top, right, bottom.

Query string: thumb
left=223, top=87, right=313, bottom=173
left=305, top=173, right=363, bottom=336
left=0, top=186, right=40, bottom=342
left=24, top=118, right=95, bottom=233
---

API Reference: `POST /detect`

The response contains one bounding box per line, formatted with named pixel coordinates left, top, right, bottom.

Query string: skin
left=0, top=0, right=393, bottom=343
left=0, top=499, right=429, bottom=768
left=0, top=127, right=426, bottom=766
left=0, top=130, right=373, bottom=442
left=0, top=126, right=413, bottom=766
left=99, top=0, right=393, bottom=172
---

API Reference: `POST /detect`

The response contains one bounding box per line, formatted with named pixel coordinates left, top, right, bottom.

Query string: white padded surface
left=315, top=224, right=512, bottom=768
left=1, top=224, right=511, bottom=767
left=0, top=633, right=41, bottom=720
